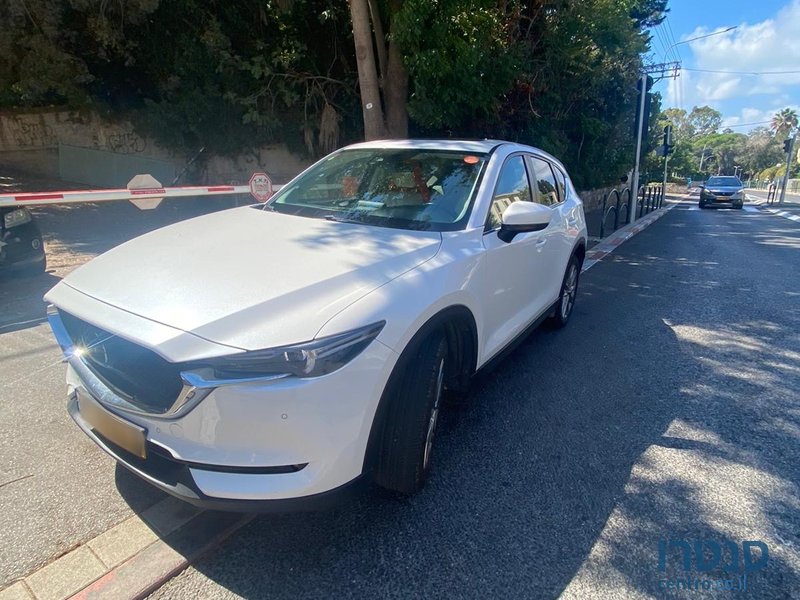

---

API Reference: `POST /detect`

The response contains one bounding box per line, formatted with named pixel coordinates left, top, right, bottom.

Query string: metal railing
left=766, top=183, right=778, bottom=203
left=599, top=187, right=632, bottom=238
left=637, top=183, right=664, bottom=218
left=598, top=183, right=667, bottom=239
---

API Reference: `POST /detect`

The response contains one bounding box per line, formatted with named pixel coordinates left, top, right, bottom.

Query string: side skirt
left=474, top=298, right=561, bottom=377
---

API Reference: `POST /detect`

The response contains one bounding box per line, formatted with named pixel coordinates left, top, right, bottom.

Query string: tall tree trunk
left=367, top=0, right=388, bottom=87
left=385, top=33, right=408, bottom=138
left=349, top=0, right=386, bottom=140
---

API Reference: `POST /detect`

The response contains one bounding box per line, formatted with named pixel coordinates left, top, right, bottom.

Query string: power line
left=665, top=18, right=683, bottom=63
left=675, top=26, right=737, bottom=46
left=721, top=120, right=772, bottom=129
left=683, top=67, right=800, bottom=75
left=650, top=25, right=672, bottom=63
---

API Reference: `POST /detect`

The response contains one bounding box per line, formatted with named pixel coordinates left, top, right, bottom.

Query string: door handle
left=536, top=239, right=547, bottom=251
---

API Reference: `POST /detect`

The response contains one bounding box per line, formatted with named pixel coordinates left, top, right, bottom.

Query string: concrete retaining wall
left=0, top=108, right=310, bottom=187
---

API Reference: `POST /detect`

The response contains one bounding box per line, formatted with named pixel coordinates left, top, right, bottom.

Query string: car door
left=480, top=154, right=554, bottom=361
left=526, top=155, right=572, bottom=305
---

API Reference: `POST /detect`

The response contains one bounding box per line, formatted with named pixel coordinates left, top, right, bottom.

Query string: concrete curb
left=582, top=201, right=679, bottom=273
left=70, top=512, right=253, bottom=600
left=0, top=496, right=251, bottom=600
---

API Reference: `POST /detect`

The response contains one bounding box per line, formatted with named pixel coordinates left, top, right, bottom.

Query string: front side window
left=266, top=149, right=488, bottom=231
left=486, top=155, right=532, bottom=229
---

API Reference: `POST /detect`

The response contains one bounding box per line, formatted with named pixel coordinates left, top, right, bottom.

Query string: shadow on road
left=105, top=204, right=800, bottom=598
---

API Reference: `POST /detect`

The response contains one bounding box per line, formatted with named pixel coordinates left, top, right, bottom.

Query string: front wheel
left=374, top=333, right=447, bottom=495
left=547, top=254, right=581, bottom=329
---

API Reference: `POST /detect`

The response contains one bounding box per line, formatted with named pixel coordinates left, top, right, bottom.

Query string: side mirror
left=498, top=201, right=551, bottom=243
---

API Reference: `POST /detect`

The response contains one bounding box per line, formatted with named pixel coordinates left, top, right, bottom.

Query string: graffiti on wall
left=7, top=119, right=57, bottom=148
left=96, top=130, right=147, bottom=154
left=0, top=112, right=149, bottom=155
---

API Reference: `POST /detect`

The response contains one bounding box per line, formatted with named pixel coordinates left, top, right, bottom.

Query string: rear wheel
left=374, top=333, right=447, bottom=495
left=547, top=254, right=580, bottom=329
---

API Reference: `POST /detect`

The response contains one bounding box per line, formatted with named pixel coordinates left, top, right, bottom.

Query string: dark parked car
left=0, top=207, right=46, bottom=276
left=699, top=176, right=744, bottom=209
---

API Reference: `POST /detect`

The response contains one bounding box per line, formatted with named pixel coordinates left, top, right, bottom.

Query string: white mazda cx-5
left=45, top=139, right=587, bottom=510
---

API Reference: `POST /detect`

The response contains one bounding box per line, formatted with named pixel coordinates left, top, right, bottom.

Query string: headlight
left=732, top=190, right=743, bottom=199
left=202, top=321, right=385, bottom=379
left=4, top=208, right=32, bottom=228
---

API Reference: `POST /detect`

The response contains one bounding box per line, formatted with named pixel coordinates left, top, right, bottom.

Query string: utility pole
left=630, top=73, right=649, bottom=224
left=778, top=132, right=797, bottom=204
left=631, top=62, right=680, bottom=223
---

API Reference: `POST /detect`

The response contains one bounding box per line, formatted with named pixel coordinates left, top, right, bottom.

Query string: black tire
left=547, top=254, right=581, bottom=329
left=734, top=202, right=743, bottom=209
left=374, top=333, right=447, bottom=495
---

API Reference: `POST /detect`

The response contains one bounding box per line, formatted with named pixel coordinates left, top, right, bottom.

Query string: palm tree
left=771, top=108, right=798, bottom=138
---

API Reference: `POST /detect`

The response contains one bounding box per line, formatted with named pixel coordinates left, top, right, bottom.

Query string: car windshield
left=706, top=176, right=742, bottom=187
left=264, top=148, right=488, bottom=231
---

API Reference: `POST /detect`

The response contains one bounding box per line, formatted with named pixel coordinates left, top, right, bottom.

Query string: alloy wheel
left=423, top=357, right=445, bottom=469
left=561, top=263, right=578, bottom=320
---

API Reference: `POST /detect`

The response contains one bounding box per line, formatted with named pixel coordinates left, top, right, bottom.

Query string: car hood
left=47, top=207, right=441, bottom=350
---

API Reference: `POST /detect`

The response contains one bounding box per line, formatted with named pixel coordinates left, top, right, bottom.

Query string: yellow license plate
left=78, top=390, right=147, bottom=459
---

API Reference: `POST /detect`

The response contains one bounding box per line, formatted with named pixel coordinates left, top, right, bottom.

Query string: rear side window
left=529, top=157, right=560, bottom=206
left=554, top=166, right=568, bottom=201
left=487, top=155, right=532, bottom=229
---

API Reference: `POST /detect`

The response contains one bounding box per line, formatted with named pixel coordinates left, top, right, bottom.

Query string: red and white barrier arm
left=0, top=184, right=256, bottom=208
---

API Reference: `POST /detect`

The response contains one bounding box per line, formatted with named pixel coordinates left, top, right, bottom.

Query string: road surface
left=1, top=199, right=798, bottom=598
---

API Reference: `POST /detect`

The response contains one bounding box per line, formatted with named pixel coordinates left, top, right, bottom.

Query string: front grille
left=60, top=311, right=184, bottom=414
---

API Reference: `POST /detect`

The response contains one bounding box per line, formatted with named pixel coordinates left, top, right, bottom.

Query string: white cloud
left=665, top=0, right=800, bottom=125
left=720, top=105, right=800, bottom=130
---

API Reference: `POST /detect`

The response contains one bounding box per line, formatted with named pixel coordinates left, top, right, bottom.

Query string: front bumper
left=51, top=310, right=399, bottom=509
left=701, top=192, right=743, bottom=205
left=67, top=392, right=367, bottom=511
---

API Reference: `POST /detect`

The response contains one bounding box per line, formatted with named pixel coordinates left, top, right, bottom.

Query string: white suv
left=46, top=139, right=587, bottom=509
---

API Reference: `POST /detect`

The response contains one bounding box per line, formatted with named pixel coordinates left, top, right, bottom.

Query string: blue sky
left=650, top=0, right=800, bottom=131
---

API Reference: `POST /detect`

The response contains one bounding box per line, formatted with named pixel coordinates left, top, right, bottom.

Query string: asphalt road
left=0, top=184, right=243, bottom=587
left=746, top=188, right=800, bottom=215
left=1, top=199, right=799, bottom=598
left=146, top=202, right=800, bottom=599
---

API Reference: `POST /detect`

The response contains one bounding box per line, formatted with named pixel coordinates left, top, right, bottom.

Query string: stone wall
left=0, top=108, right=309, bottom=186
left=577, top=184, right=624, bottom=213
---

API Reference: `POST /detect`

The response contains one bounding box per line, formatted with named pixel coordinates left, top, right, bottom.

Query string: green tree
left=1, top=0, right=669, bottom=189
left=739, top=127, right=784, bottom=177
left=687, top=106, right=722, bottom=137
